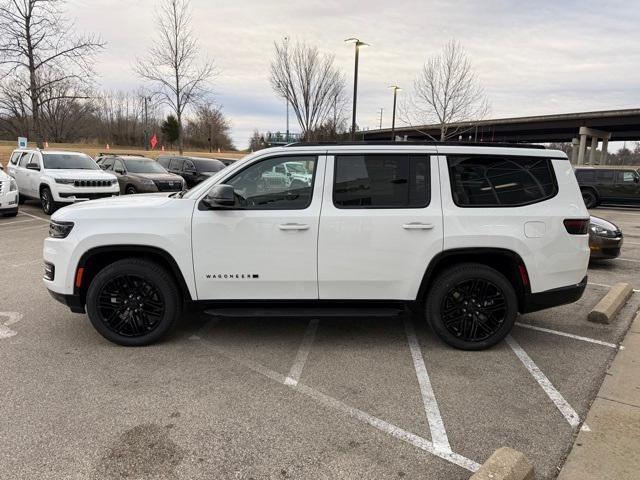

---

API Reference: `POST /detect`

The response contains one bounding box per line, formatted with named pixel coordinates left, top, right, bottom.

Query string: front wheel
left=125, top=185, right=137, bottom=195
left=582, top=189, right=598, bottom=209
left=86, top=258, right=182, bottom=346
left=40, top=187, right=57, bottom=215
left=425, top=263, right=518, bottom=350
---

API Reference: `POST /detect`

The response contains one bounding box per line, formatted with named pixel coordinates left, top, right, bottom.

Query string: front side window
left=448, top=155, right=557, bottom=207
left=10, top=152, right=22, bottom=165
left=333, top=154, right=430, bottom=208
left=114, top=160, right=125, bottom=173
left=225, top=155, right=316, bottom=209
left=19, top=153, right=32, bottom=167
left=617, top=171, right=637, bottom=183
left=42, top=153, right=99, bottom=170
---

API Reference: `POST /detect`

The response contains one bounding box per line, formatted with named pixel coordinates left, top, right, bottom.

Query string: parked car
left=574, top=166, right=640, bottom=208
left=0, top=164, right=19, bottom=217
left=6, top=149, right=119, bottom=214
left=589, top=215, right=623, bottom=259
left=44, top=143, right=589, bottom=350
left=157, top=155, right=226, bottom=188
left=216, top=158, right=236, bottom=167
left=95, top=154, right=185, bottom=194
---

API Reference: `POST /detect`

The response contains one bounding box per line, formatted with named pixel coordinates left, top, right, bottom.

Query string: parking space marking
left=0, top=312, right=23, bottom=339
left=0, top=224, right=47, bottom=235
left=515, top=323, right=620, bottom=349
left=200, top=338, right=481, bottom=473
left=614, top=257, right=640, bottom=264
left=506, top=335, right=581, bottom=429
left=17, top=211, right=49, bottom=222
left=0, top=219, right=37, bottom=226
left=404, top=317, right=452, bottom=453
left=9, top=259, right=42, bottom=268
left=588, top=281, right=640, bottom=293
left=284, top=318, right=319, bottom=386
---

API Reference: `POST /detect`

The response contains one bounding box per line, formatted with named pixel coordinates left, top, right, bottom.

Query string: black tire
left=18, top=195, right=26, bottom=205
left=581, top=189, right=598, bottom=209
left=85, top=258, right=182, bottom=346
left=40, top=186, right=57, bottom=215
left=125, top=185, right=137, bottom=195
left=425, top=263, right=518, bottom=350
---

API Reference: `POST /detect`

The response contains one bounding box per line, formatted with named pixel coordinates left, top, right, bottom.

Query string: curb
left=557, top=310, right=640, bottom=480
left=469, top=447, right=534, bottom=480
left=588, top=282, right=632, bottom=324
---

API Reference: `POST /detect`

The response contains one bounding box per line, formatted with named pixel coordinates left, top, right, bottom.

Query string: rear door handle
left=402, top=222, right=434, bottom=230
left=279, top=223, right=310, bottom=231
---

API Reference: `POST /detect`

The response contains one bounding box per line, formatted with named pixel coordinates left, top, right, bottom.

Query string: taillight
left=563, top=218, right=589, bottom=235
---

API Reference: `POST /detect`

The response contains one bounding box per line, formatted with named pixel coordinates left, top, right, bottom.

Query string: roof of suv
left=575, top=165, right=640, bottom=170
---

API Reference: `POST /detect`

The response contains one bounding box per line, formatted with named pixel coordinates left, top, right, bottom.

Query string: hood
left=48, top=169, right=117, bottom=181
left=133, top=172, right=183, bottom=181
left=52, top=192, right=176, bottom=221
left=0, top=169, right=10, bottom=180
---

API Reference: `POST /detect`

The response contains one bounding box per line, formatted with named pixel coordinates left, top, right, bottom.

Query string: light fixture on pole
left=345, top=37, right=369, bottom=140
left=389, top=85, right=401, bottom=141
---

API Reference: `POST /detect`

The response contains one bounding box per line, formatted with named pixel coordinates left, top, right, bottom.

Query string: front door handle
left=402, top=222, right=434, bottom=230
left=279, top=223, right=310, bottom=231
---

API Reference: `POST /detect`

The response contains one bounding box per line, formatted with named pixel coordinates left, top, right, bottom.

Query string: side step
left=204, top=306, right=405, bottom=318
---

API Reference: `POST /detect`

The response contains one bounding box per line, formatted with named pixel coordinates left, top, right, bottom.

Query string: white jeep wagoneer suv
left=43, top=143, right=590, bottom=350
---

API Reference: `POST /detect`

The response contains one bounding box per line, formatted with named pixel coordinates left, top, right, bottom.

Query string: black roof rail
left=283, top=141, right=546, bottom=149
left=96, top=152, right=148, bottom=157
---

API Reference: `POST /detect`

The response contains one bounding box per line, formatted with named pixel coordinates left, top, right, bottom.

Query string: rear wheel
left=86, top=258, right=182, bottom=346
left=40, top=186, right=58, bottom=215
left=425, top=263, right=518, bottom=350
left=581, top=189, right=598, bottom=209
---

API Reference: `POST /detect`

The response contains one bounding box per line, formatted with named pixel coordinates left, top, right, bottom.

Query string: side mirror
left=115, top=169, right=124, bottom=175
left=203, top=184, right=235, bottom=209
left=26, top=163, right=40, bottom=171
left=99, top=164, right=107, bottom=170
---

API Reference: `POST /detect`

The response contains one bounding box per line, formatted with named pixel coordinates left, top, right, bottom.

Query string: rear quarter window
left=447, top=155, right=558, bottom=207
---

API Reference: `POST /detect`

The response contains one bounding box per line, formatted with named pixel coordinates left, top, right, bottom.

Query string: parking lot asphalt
left=1, top=202, right=639, bottom=480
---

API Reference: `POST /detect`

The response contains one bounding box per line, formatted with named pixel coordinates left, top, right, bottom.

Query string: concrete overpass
left=360, top=108, right=640, bottom=165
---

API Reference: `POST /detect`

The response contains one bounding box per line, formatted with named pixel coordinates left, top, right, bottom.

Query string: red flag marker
left=150, top=134, right=158, bottom=150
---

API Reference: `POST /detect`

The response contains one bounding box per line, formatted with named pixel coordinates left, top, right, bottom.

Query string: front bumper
left=0, top=190, right=19, bottom=210
left=520, top=276, right=588, bottom=313
left=53, top=185, right=120, bottom=203
left=589, top=235, right=623, bottom=260
left=48, top=289, right=85, bottom=313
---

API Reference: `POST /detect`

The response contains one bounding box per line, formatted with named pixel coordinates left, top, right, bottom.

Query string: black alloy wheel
left=126, top=185, right=137, bottom=195
left=86, top=259, right=181, bottom=346
left=426, top=263, right=517, bottom=350
left=40, top=187, right=56, bottom=215
left=96, top=274, right=165, bottom=337
left=582, top=190, right=597, bottom=209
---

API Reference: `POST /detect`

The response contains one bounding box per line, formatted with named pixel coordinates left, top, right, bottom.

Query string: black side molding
left=520, top=276, right=587, bottom=314
left=48, top=289, right=85, bottom=314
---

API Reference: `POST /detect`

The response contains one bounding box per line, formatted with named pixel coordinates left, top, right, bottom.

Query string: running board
left=204, top=306, right=405, bottom=318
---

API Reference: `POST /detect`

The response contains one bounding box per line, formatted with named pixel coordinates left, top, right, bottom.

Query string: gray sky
left=69, top=0, right=640, bottom=149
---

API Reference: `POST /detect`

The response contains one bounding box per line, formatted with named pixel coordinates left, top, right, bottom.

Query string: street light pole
left=389, top=85, right=401, bottom=141
left=143, top=96, right=150, bottom=150
left=345, top=38, right=368, bottom=140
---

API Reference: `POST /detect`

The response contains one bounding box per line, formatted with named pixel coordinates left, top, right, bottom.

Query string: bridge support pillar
left=577, top=132, right=588, bottom=165
left=589, top=136, right=599, bottom=164
left=571, top=138, right=580, bottom=163
left=577, top=127, right=612, bottom=165
left=601, top=135, right=610, bottom=165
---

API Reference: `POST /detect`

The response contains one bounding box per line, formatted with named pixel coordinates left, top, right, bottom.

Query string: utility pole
left=345, top=38, right=368, bottom=140
left=143, top=96, right=150, bottom=150
left=378, top=108, right=383, bottom=129
left=208, top=123, right=212, bottom=153
left=389, top=85, right=401, bottom=141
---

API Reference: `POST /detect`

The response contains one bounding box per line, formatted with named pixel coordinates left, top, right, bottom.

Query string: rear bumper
left=48, top=289, right=85, bottom=314
left=520, top=276, right=587, bottom=313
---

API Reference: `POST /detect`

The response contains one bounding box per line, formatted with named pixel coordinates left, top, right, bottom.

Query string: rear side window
left=447, top=155, right=557, bottom=207
left=596, top=170, right=614, bottom=183
left=157, top=157, right=170, bottom=168
left=333, top=154, right=430, bottom=208
left=575, top=170, right=594, bottom=182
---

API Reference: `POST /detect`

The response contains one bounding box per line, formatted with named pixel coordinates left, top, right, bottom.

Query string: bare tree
left=270, top=39, right=346, bottom=140
left=402, top=41, right=489, bottom=141
left=0, top=0, right=104, bottom=147
left=135, top=0, right=215, bottom=154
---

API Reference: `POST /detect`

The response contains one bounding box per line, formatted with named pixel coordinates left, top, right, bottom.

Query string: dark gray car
left=96, top=154, right=185, bottom=194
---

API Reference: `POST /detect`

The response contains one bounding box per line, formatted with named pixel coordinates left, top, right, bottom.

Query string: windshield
left=190, top=158, right=225, bottom=172
left=123, top=159, right=167, bottom=174
left=286, top=162, right=307, bottom=173
left=43, top=153, right=99, bottom=170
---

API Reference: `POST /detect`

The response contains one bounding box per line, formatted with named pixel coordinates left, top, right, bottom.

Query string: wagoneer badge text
left=206, top=274, right=260, bottom=279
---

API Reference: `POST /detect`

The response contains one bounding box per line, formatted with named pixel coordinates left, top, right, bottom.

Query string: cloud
left=68, top=0, right=640, bottom=148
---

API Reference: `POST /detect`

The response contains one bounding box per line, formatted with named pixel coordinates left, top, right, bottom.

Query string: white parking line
left=506, top=335, right=581, bottom=429
left=404, top=317, right=452, bottom=453
left=588, top=282, right=640, bottom=293
left=284, top=318, right=319, bottom=386
left=0, top=224, right=47, bottom=235
left=9, top=259, right=41, bottom=268
left=615, top=257, right=640, bottom=264
left=0, top=219, right=36, bottom=226
left=18, top=211, right=49, bottom=222
left=0, top=312, right=23, bottom=339
left=203, top=341, right=481, bottom=473
left=515, top=322, right=620, bottom=349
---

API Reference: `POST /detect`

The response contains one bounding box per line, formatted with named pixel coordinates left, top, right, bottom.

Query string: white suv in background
left=43, top=143, right=590, bottom=350
left=0, top=165, right=19, bottom=217
left=7, top=149, right=119, bottom=214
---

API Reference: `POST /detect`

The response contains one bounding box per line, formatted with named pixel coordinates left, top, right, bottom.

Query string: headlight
left=9, top=177, right=17, bottom=191
left=590, top=224, right=616, bottom=237
left=54, top=178, right=76, bottom=185
left=49, top=220, right=74, bottom=239
left=141, top=179, right=155, bottom=186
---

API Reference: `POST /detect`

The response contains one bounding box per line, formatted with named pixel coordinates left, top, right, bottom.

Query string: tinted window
left=334, top=154, right=430, bottom=208
left=10, top=152, right=22, bottom=165
left=42, top=153, right=98, bottom=170
left=575, top=170, right=595, bottom=182
left=157, top=157, right=170, bottom=168
left=169, top=158, right=183, bottom=170
left=617, top=171, right=637, bottom=183
left=114, top=159, right=125, bottom=173
left=595, top=170, right=614, bottom=183
left=448, top=155, right=557, bottom=207
left=123, top=159, right=166, bottom=173
left=100, top=158, right=114, bottom=170
left=189, top=158, right=225, bottom=172
left=183, top=160, right=195, bottom=171
left=226, top=155, right=316, bottom=210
